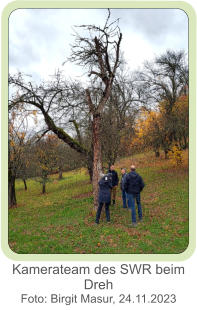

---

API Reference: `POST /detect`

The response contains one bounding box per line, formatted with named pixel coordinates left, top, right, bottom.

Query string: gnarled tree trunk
left=58, top=168, right=63, bottom=180
left=42, top=183, right=46, bottom=194
left=87, top=154, right=93, bottom=182
left=164, top=149, right=169, bottom=159
left=8, top=174, right=17, bottom=208
left=154, top=148, right=160, bottom=157
left=23, top=178, right=27, bottom=190
left=92, top=114, right=103, bottom=211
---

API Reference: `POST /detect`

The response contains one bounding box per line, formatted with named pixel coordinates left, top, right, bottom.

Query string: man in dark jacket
left=108, top=165, right=119, bottom=205
left=120, top=168, right=128, bottom=208
left=95, top=173, right=112, bottom=224
left=124, top=165, right=145, bottom=227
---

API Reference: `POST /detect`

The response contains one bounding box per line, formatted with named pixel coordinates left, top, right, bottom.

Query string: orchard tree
left=171, top=95, right=188, bottom=149
left=50, top=135, right=86, bottom=179
left=133, top=109, right=162, bottom=157
left=34, top=135, right=58, bottom=194
left=133, top=93, right=188, bottom=157
left=100, top=74, right=139, bottom=167
left=8, top=108, right=33, bottom=207
left=9, top=10, right=122, bottom=210
left=67, top=10, right=122, bottom=208
left=138, top=50, right=188, bottom=157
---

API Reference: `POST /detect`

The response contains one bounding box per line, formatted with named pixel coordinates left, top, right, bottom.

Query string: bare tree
left=33, top=135, right=59, bottom=194
left=137, top=50, right=188, bottom=157
left=67, top=9, right=122, bottom=209
left=9, top=10, right=122, bottom=210
left=100, top=74, right=139, bottom=167
left=8, top=108, right=32, bottom=207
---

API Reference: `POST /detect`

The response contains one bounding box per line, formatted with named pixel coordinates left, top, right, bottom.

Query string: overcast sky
left=9, top=8, right=188, bottom=83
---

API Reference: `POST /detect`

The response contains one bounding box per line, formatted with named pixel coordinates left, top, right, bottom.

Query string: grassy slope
left=9, top=151, right=189, bottom=254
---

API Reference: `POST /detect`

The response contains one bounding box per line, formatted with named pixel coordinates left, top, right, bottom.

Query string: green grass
left=9, top=152, right=189, bottom=254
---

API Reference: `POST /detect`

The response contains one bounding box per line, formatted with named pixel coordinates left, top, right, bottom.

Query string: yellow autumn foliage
left=168, top=146, right=183, bottom=166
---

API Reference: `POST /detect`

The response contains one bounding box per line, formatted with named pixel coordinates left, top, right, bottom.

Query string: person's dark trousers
left=95, top=202, right=110, bottom=223
left=121, top=190, right=127, bottom=208
left=111, top=186, right=117, bottom=204
left=127, top=193, right=142, bottom=223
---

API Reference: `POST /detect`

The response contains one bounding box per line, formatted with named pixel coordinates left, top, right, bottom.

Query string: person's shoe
left=129, top=222, right=137, bottom=227
left=107, top=221, right=111, bottom=224
left=139, top=218, right=143, bottom=222
left=95, top=221, right=99, bottom=225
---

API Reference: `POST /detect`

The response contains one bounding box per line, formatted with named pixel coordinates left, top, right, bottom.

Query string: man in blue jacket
left=95, top=173, right=113, bottom=224
left=124, top=165, right=145, bottom=227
